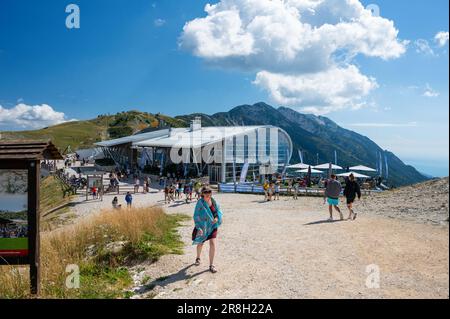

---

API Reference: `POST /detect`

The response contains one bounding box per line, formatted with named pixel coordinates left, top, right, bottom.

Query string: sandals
left=209, top=265, right=218, bottom=273
left=195, top=258, right=217, bottom=273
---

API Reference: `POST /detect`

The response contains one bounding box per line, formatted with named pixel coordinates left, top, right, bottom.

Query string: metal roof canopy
left=97, top=126, right=272, bottom=149
left=0, top=140, right=63, bottom=160
left=95, top=129, right=171, bottom=147
left=134, top=126, right=266, bottom=148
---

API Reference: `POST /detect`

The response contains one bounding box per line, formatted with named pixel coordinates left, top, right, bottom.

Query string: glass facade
left=222, top=127, right=292, bottom=183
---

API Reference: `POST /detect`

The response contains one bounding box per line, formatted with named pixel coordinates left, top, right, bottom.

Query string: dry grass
left=0, top=207, right=188, bottom=299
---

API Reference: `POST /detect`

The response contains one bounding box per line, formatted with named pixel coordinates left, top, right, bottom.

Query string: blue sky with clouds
left=0, top=0, right=448, bottom=176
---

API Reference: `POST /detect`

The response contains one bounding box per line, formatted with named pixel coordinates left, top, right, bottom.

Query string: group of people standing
left=262, top=181, right=281, bottom=201
left=164, top=180, right=204, bottom=204
left=134, top=176, right=152, bottom=194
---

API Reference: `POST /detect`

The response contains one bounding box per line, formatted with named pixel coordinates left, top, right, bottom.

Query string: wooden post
left=0, top=141, right=62, bottom=296
left=28, top=160, right=40, bottom=296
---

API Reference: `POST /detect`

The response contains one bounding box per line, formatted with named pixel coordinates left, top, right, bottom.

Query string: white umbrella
left=296, top=169, right=324, bottom=174
left=337, top=171, right=370, bottom=178
left=349, top=165, right=377, bottom=172
left=287, top=163, right=311, bottom=169
left=314, top=163, right=343, bottom=170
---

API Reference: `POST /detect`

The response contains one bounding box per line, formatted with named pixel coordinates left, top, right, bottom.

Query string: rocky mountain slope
left=364, top=177, right=449, bottom=225
left=177, top=102, right=428, bottom=187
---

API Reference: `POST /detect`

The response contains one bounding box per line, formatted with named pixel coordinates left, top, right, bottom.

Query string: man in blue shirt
left=125, top=192, right=133, bottom=208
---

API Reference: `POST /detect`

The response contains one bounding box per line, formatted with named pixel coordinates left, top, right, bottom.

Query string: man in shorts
left=324, top=174, right=343, bottom=221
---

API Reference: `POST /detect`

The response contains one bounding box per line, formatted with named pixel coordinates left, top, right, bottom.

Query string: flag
left=384, top=153, right=389, bottom=179
left=160, top=152, right=165, bottom=175
left=328, top=162, right=332, bottom=178
left=240, top=161, right=249, bottom=184
left=298, top=150, right=304, bottom=164
left=307, top=165, right=312, bottom=187
left=281, top=148, right=289, bottom=178
left=376, top=151, right=379, bottom=173
left=183, top=163, right=188, bottom=177
left=379, top=152, right=383, bottom=177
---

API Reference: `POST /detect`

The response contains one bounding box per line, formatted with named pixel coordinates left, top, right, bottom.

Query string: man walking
left=344, top=173, right=362, bottom=220
left=324, top=174, right=343, bottom=221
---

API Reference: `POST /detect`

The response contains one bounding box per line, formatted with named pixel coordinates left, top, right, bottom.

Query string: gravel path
left=67, top=184, right=449, bottom=299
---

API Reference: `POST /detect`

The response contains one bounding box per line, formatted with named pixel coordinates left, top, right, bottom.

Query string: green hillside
left=1, top=118, right=109, bottom=151
left=1, top=111, right=185, bottom=152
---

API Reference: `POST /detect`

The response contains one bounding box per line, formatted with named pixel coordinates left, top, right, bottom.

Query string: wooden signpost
left=0, top=140, right=63, bottom=296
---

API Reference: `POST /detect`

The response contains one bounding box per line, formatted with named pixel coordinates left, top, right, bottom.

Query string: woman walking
left=192, top=186, right=223, bottom=273
left=343, top=174, right=362, bottom=220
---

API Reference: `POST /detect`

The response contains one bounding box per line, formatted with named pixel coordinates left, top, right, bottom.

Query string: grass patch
left=0, top=208, right=187, bottom=299
left=40, top=176, right=72, bottom=215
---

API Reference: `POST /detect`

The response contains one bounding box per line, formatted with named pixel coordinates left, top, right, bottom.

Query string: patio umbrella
left=296, top=168, right=324, bottom=174
left=307, top=165, right=312, bottom=187
left=314, top=163, right=343, bottom=170
left=349, top=165, right=377, bottom=172
left=287, top=163, right=311, bottom=169
left=337, top=171, right=370, bottom=178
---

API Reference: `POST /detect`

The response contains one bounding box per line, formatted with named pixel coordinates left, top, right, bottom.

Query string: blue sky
left=0, top=0, right=448, bottom=176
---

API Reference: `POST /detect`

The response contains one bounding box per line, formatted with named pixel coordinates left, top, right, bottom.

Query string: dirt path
left=124, top=193, right=449, bottom=299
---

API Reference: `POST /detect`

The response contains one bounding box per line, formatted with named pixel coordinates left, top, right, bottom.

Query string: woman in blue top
left=192, top=186, right=223, bottom=273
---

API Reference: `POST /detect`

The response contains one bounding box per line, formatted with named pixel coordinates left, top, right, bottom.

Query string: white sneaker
left=327, top=217, right=333, bottom=222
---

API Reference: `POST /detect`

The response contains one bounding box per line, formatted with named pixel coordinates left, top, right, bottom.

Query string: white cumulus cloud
left=254, top=65, right=378, bottom=115
left=423, top=84, right=440, bottom=98
left=0, top=103, right=74, bottom=131
left=435, top=31, right=449, bottom=47
left=180, top=0, right=407, bottom=114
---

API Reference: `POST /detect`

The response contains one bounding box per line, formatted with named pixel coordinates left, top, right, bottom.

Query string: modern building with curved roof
left=96, top=118, right=293, bottom=183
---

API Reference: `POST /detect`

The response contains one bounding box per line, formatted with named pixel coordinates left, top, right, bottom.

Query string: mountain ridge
left=1, top=102, right=428, bottom=186
left=176, top=102, right=428, bottom=187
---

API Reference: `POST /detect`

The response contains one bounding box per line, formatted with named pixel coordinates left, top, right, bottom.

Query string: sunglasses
left=202, top=190, right=212, bottom=194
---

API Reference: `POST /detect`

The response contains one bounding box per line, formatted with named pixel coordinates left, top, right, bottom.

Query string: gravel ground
left=364, top=178, right=449, bottom=225
left=67, top=180, right=449, bottom=299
